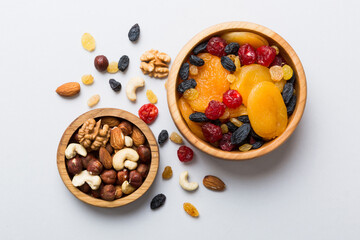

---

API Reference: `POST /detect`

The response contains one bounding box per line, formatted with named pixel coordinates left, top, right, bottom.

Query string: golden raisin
left=81, top=33, right=96, bottom=52
left=107, top=61, right=119, bottom=73
left=239, top=143, right=252, bottom=152
left=230, top=117, right=243, bottom=127
left=227, top=54, right=236, bottom=62
left=234, top=56, right=241, bottom=71
left=226, top=74, right=236, bottom=83
left=170, top=132, right=183, bottom=144
left=146, top=89, right=158, bottom=104
left=282, top=64, right=293, bottom=80
left=87, top=94, right=100, bottom=107
left=269, top=66, right=283, bottom=82
left=81, top=74, right=94, bottom=85
left=271, top=45, right=280, bottom=55
left=183, top=202, right=199, bottom=217
left=162, top=166, right=173, bottom=179
left=189, top=65, right=198, bottom=75
left=183, top=88, right=199, bottom=100
left=221, top=124, right=229, bottom=134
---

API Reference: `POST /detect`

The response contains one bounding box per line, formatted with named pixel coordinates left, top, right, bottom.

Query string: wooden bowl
left=56, top=108, right=159, bottom=208
left=167, top=21, right=307, bottom=160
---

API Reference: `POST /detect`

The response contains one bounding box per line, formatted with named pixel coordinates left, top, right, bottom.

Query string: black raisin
left=250, top=128, right=262, bottom=141
left=221, top=56, right=236, bottom=72
left=210, top=119, right=221, bottom=126
left=109, top=79, right=121, bottom=92
left=237, top=115, right=250, bottom=123
left=189, top=112, right=209, bottom=122
left=189, top=55, right=204, bottom=66
left=224, top=42, right=240, bottom=55
left=128, top=23, right=140, bottom=42
left=193, top=41, right=208, bottom=55
left=287, top=94, right=297, bottom=116
left=179, top=63, right=189, bottom=80
left=282, top=82, right=294, bottom=105
left=150, top=193, right=166, bottom=210
left=288, top=74, right=296, bottom=85
left=226, top=122, right=238, bottom=133
left=177, top=79, right=196, bottom=94
left=118, top=55, right=129, bottom=72
left=158, top=130, right=168, bottom=145
left=252, top=140, right=264, bottom=149
left=231, top=123, right=251, bottom=145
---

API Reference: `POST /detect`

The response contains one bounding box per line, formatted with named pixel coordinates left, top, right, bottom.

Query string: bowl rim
left=166, top=21, right=307, bottom=160
left=56, top=108, right=159, bottom=208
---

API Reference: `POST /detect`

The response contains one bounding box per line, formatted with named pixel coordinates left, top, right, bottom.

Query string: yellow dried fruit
left=183, top=202, right=199, bottom=217
left=230, top=117, right=243, bottom=127
left=170, top=132, right=183, bottom=144
left=162, top=166, right=173, bottom=179
left=189, top=65, right=198, bottom=76
left=146, top=89, right=158, bottom=104
left=81, top=74, right=94, bottom=85
left=282, top=64, right=293, bottom=80
left=87, top=94, right=100, bottom=107
left=271, top=45, right=280, bottom=55
left=269, top=66, right=283, bottom=82
left=107, top=61, right=119, bottom=73
left=183, top=88, right=199, bottom=100
left=81, top=33, right=96, bottom=52
left=239, top=143, right=252, bottom=152
left=221, top=124, right=228, bottom=134
left=234, top=56, right=241, bottom=71
left=274, top=79, right=286, bottom=92
left=227, top=54, right=236, bottom=62
left=226, top=74, right=236, bottom=83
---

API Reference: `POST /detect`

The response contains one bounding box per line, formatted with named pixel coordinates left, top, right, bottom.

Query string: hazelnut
left=117, top=169, right=129, bottom=185
left=94, top=55, right=109, bottom=72
left=87, top=160, right=103, bottom=175
left=129, top=170, right=143, bottom=188
left=100, top=185, right=116, bottom=201
left=90, top=187, right=102, bottom=198
left=67, top=156, right=83, bottom=175
left=81, top=153, right=97, bottom=168
left=100, top=170, right=117, bottom=184
left=78, top=182, right=90, bottom=193
left=137, top=145, right=151, bottom=163
left=118, top=121, right=133, bottom=136
left=137, top=164, right=149, bottom=179
left=105, top=143, right=114, bottom=155
left=115, top=185, right=122, bottom=199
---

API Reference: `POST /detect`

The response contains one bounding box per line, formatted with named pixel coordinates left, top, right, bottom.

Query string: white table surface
left=1, top=0, right=360, bottom=239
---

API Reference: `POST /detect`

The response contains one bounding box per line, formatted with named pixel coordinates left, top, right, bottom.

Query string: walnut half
left=78, top=119, right=110, bottom=151
left=140, top=49, right=171, bottom=78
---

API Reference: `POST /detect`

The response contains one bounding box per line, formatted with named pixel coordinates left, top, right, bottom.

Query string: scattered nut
left=100, top=170, right=117, bottom=184
left=116, top=169, right=129, bottom=185
left=56, top=82, right=81, bottom=97
left=110, top=127, right=125, bottom=150
left=140, top=49, right=171, bottom=78
left=129, top=170, right=143, bottom=188
left=179, top=171, right=198, bottom=191
left=94, top=55, right=109, bottom=72
left=203, top=175, right=225, bottom=191
left=87, top=160, right=103, bottom=175
left=65, top=143, right=87, bottom=159
left=131, top=127, right=145, bottom=146
left=118, top=121, right=133, bottom=136
left=170, top=132, right=183, bottom=144
left=137, top=164, right=149, bottom=178
left=87, top=94, right=100, bottom=107
left=112, top=148, right=139, bottom=171
left=137, top=145, right=151, bottom=163
left=121, top=180, right=136, bottom=195
left=126, top=77, right=145, bottom=102
left=124, top=136, right=133, bottom=147
left=100, top=185, right=116, bottom=201
left=72, top=170, right=101, bottom=190
left=67, top=156, right=83, bottom=175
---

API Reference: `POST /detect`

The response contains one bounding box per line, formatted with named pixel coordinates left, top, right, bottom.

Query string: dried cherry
left=138, top=103, right=158, bottom=124
left=270, top=55, right=287, bottom=67
left=238, top=44, right=256, bottom=65
left=205, top=100, right=226, bottom=120
left=223, top=90, right=242, bottom=108
left=219, top=133, right=235, bottom=151
left=202, top=123, right=223, bottom=143
left=256, top=46, right=276, bottom=67
left=177, top=146, right=194, bottom=162
left=206, top=37, right=227, bottom=57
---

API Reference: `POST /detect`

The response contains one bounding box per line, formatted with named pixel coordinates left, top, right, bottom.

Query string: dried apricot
left=81, top=74, right=94, bottom=85
left=81, top=33, right=96, bottom=52
left=178, top=97, right=205, bottom=140
left=183, top=202, right=199, bottom=217
left=274, top=79, right=286, bottom=92
left=162, top=166, right=173, bottom=179
left=221, top=32, right=269, bottom=49
left=107, top=61, right=119, bottom=73
left=146, top=89, right=158, bottom=104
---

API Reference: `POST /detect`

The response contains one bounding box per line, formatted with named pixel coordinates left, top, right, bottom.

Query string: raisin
left=250, top=128, right=262, bottom=141
left=202, top=123, right=223, bottom=143
left=205, top=100, right=226, bottom=120
left=237, top=115, right=250, bottom=123
left=219, top=133, right=235, bottom=151
left=177, top=79, right=196, bottom=94
left=189, top=65, right=198, bottom=75
left=183, top=202, right=199, bottom=217
left=271, top=45, right=280, bottom=55
left=128, top=23, right=140, bottom=42
left=225, top=42, right=240, bottom=55
left=177, top=146, right=194, bottom=162
left=162, top=166, right=173, bottom=179
left=118, top=55, right=129, bottom=72
left=221, top=56, right=236, bottom=72
left=81, top=33, right=96, bottom=52
left=230, top=118, right=243, bottom=127
left=239, top=143, right=252, bottom=152
left=227, top=74, right=236, bottom=83
left=231, top=123, right=251, bottom=145
left=138, top=103, right=158, bottom=124
left=257, top=46, right=276, bottom=67
left=109, top=79, right=121, bottom=92
left=270, top=55, right=287, bottom=67
left=226, top=122, right=238, bottom=133
left=150, top=193, right=166, bottom=209
left=189, top=55, right=204, bottom=66
left=81, top=74, right=94, bottom=85
left=249, top=136, right=256, bottom=145
left=210, top=119, right=222, bottom=126
left=206, top=37, right=227, bottom=57
left=282, top=64, right=293, bottom=80
left=158, top=130, right=169, bottom=145
left=220, top=124, right=229, bottom=134
left=179, top=63, right=189, bottom=80
left=252, top=140, right=264, bottom=149
left=107, top=61, right=119, bottom=73
left=287, top=94, right=297, bottom=116
left=223, top=90, right=242, bottom=108
left=183, top=88, right=199, bottom=100
left=269, top=66, right=283, bottom=81
left=282, top=82, right=294, bottom=105
left=189, top=112, right=209, bottom=122
left=238, top=44, right=256, bottom=65
left=170, top=132, right=183, bottom=144
left=193, top=41, right=208, bottom=55
left=146, top=89, right=158, bottom=104
left=288, top=74, right=296, bottom=85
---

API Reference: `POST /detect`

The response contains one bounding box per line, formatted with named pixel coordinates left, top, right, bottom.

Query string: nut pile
left=66, top=117, right=151, bottom=201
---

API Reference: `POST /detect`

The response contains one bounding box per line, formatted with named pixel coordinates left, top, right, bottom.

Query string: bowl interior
left=167, top=21, right=306, bottom=160
left=57, top=108, right=159, bottom=208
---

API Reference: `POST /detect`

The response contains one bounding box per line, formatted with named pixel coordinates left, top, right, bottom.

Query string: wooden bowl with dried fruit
left=56, top=108, right=159, bottom=208
left=167, top=21, right=307, bottom=160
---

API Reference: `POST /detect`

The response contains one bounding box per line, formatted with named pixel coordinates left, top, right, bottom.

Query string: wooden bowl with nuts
left=57, top=108, right=159, bottom=208
left=167, top=22, right=307, bottom=160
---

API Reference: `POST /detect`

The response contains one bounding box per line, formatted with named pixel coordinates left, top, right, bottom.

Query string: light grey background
left=1, top=0, right=359, bottom=239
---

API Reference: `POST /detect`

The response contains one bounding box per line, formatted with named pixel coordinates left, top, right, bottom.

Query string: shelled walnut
left=78, top=118, right=110, bottom=151
left=140, top=49, right=171, bottom=78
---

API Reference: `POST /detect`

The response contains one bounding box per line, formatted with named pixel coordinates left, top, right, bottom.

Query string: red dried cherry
left=219, top=133, right=235, bottom=151
left=205, top=100, right=226, bottom=120
left=202, top=123, right=223, bottom=143
left=270, top=55, right=287, bottom=67
left=249, top=136, right=256, bottom=145
left=256, top=46, right=276, bottom=67
left=177, top=146, right=194, bottom=162
left=238, top=44, right=256, bottom=65
left=206, top=37, right=227, bottom=57
left=223, top=90, right=242, bottom=109
left=138, top=103, right=158, bottom=124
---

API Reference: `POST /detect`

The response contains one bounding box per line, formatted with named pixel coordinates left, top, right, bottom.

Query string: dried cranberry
left=177, top=146, right=194, bottom=162
left=223, top=90, right=242, bottom=109
left=219, top=133, right=235, bottom=151
left=249, top=136, right=256, bottom=145
left=238, top=44, right=256, bottom=65
left=256, top=46, right=276, bottom=67
left=138, top=103, right=158, bottom=124
left=270, top=55, right=287, bottom=67
left=205, top=100, right=226, bottom=120
left=206, top=37, right=227, bottom=57
left=202, top=123, right=223, bottom=143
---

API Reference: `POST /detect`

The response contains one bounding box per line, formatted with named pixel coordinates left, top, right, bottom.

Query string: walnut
left=140, top=49, right=171, bottom=78
left=78, top=119, right=110, bottom=151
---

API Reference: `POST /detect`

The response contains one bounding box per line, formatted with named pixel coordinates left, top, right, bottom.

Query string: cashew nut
left=65, top=143, right=87, bottom=159
left=124, top=160, right=138, bottom=170
left=112, top=148, right=139, bottom=170
left=126, top=77, right=145, bottom=101
left=72, top=170, right=101, bottom=190
left=121, top=180, right=136, bottom=195
left=124, top=136, right=133, bottom=147
left=179, top=171, right=198, bottom=191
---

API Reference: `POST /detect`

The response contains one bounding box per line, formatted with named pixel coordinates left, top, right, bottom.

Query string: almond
left=101, top=117, right=121, bottom=127
left=131, top=127, right=145, bottom=146
left=99, top=147, right=113, bottom=169
left=56, top=82, right=80, bottom=97
left=203, top=175, right=225, bottom=191
left=110, top=127, right=125, bottom=150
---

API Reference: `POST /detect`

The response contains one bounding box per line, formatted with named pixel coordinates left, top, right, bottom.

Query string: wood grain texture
left=56, top=108, right=159, bottom=208
left=166, top=21, right=307, bottom=160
